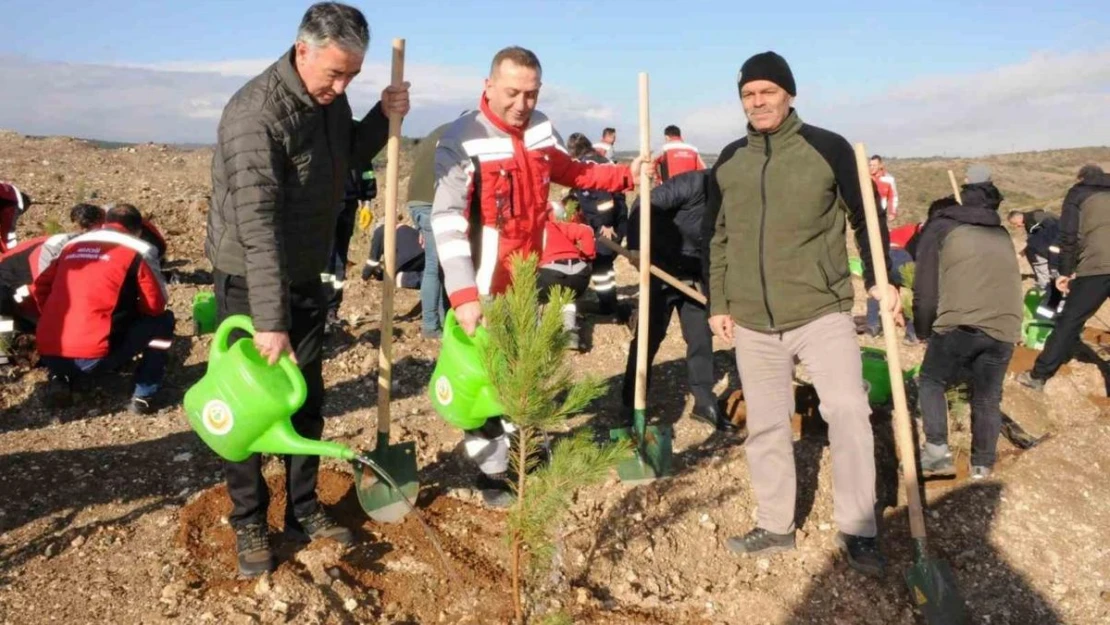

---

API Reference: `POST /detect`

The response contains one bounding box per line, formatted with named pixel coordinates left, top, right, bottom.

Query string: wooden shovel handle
left=855, top=143, right=928, bottom=540
left=947, top=169, right=962, bottom=204
left=595, top=237, right=706, bottom=305
left=634, top=73, right=651, bottom=412
left=377, top=39, right=405, bottom=436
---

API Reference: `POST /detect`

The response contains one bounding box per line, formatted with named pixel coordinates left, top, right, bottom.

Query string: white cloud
left=4, top=48, right=1108, bottom=156
left=677, top=48, right=1110, bottom=157
left=0, top=54, right=617, bottom=144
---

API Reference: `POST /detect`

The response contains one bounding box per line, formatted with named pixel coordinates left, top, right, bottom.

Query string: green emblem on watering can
left=428, top=310, right=504, bottom=430
left=184, top=315, right=355, bottom=462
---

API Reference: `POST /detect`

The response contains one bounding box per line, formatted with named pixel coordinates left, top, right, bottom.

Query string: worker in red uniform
left=539, top=201, right=596, bottom=351
left=869, top=155, right=899, bottom=220
left=0, top=182, right=32, bottom=253
left=653, top=125, right=705, bottom=184
left=0, top=204, right=104, bottom=365
left=33, top=204, right=173, bottom=414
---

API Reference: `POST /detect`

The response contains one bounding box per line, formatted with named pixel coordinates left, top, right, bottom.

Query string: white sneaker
left=970, top=465, right=992, bottom=480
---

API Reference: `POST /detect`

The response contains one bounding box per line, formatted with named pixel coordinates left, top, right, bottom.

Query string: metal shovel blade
left=610, top=410, right=673, bottom=484
left=354, top=438, right=420, bottom=524
left=905, top=550, right=969, bottom=625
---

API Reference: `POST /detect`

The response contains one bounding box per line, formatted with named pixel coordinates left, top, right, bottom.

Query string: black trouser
left=325, top=200, right=359, bottom=314
left=215, top=270, right=327, bottom=528
left=621, top=276, right=715, bottom=408
left=1033, top=274, right=1110, bottom=380
left=919, top=327, right=1014, bottom=468
left=590, top=254, right=617, bottom=314
left=537, top=264, right=591, bottom=303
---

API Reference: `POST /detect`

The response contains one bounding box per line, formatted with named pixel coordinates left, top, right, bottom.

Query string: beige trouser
left=734, top=312, right=877, bottom=537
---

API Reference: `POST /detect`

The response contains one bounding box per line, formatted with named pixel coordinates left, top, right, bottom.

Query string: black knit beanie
left=737, top=51, right=796, bottom=97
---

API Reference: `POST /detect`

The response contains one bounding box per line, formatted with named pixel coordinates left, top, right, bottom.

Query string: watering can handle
left=210, top=314, right=256, bottom=363
left=279, top=354, right=309, bottom=411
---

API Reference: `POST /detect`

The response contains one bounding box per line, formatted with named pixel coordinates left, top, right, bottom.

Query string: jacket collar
left=276, top=46, right=319, bottom=110
left=746, top=109, right=803, bottom=148
left=479, top=93, right=526, bottom=138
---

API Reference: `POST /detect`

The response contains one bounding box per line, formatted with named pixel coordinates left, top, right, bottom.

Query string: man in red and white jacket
left=432, top=46, right=647, bottom=336
left=431, top=45, right=648, bottom=508
left=33, top=204, right=174, bottom=414
left=593, top=127, right=616, bottom=162
left=869, top=155, right=899, bottom=220
left=653, top=125, right=705, bottom=184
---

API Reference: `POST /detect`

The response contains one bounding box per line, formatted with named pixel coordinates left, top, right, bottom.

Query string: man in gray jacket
left=206, top=1, right=409, bottom=578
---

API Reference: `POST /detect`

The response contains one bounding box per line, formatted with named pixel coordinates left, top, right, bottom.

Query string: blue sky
left=2, top=0, right=1108, bottom=156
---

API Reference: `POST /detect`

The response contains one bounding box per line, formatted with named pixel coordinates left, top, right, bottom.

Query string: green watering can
left=184, top=315, right=419, bottom=523
left=429, top=310, right=504, bottom=430
left=1023, top=322, right=1053, bottom=350
left=184, top=315, right=355, bottom=462
left=1022, top=288, right=1041, bottom=323
left=192, top=291, right=217, bottom=336
left=861, top=347, right=920, bottom=405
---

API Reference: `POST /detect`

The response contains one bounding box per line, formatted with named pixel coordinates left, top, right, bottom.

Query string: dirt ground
left=1, top=133, right=1109, bottom=624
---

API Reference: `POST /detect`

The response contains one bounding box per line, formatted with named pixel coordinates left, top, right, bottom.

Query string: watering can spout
left=248, top=422, right=356, bottom=461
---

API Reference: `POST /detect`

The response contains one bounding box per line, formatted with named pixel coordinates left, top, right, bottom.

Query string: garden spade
left=358, top=39, right=419, bottom=523
left=857, top=143, right=968, bottom=625
left=611, top=72, right=673, bottom=484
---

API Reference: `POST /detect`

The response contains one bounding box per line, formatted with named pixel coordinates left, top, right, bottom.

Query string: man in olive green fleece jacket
left=703, top=51, right=898, bottom=578
left=1020, top=164, right=1110, bottom=390
left=205, top=2, right=410, bottom=579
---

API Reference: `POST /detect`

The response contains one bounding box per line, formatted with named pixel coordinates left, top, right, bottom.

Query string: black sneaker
left=1016, top=371, right=1046, bottom=392
left=44, top=375, right=73, bottom=409
left=835, top=532, right=886, bottom=577
left=691, top=403, right=739, bottom=434
left=475, top=472, right=515, bottom=509
left=285, top=508, right=353, bottom=546
left=725, top=527, right=796, bottom=555
left=235, top=523, right=275, bottom=578
left=128, top=395, right=156, bottom=416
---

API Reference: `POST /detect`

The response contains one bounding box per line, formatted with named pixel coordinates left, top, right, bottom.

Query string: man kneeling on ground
left=361, top=221, right=425, bottom=290
left=33, top=204, right=174, bottom=414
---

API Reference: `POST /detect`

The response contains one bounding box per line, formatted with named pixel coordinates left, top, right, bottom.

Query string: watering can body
left=860, top=347, right=919, bottom=405
left=184, top=315, right=354, bottom=462
left=192, top=291, right=217, bottom=335
left=429, top=310, right=504, bottom=430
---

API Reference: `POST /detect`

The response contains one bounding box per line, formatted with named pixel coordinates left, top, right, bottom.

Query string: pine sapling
left=482, top=254, right=631, bottom=624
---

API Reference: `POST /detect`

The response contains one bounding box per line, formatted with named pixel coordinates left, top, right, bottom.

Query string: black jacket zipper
left=758, top=135, right=776, bottom=329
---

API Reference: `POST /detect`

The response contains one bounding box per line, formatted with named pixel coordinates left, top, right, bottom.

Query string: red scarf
left=479, top=94, right=542, bottom=208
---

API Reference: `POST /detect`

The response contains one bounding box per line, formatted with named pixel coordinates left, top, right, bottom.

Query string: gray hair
left=296, top=2, right=370, bottom=54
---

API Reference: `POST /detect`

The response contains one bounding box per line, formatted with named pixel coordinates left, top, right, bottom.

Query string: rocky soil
left=1, top=132, right=1108, bottom=624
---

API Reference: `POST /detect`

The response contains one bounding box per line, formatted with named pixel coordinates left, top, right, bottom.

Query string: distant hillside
left=885, top=146, right=1110, bottom=225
